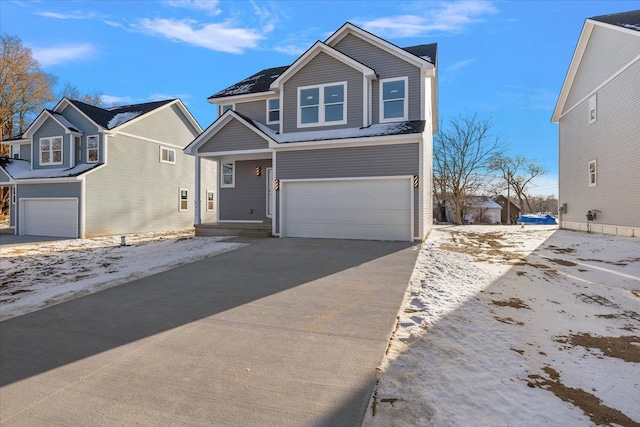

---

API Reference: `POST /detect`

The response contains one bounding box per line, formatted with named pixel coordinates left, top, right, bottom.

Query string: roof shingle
left=590, top=10, right=640, bottom=31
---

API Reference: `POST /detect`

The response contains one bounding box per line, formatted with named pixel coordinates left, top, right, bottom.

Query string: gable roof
left=402, top=44, right=438, bottom=66
left=21, top=109, right=84, bottom=139
left=66, top=99, right=175, bottom=130
left=208, top=66, right=289, bottom=100
left=0, top=158, right=100, bottom=180
left=551, top=9, right=640, bottom=122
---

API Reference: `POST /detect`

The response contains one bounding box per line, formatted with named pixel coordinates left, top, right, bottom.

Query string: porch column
left=194, top=155, right=201, bottom=225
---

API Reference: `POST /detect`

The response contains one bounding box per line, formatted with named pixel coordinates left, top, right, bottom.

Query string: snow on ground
left=0, top=230, right=245, bottom=321
left=363, top=225, right=640, bottom=427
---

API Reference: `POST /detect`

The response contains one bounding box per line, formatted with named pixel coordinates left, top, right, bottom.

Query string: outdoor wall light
left=255, top=166, right=261, bottom=176
left=413, top=175, right=419, bottom=188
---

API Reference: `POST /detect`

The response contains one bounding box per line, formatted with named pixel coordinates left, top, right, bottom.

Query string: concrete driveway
left=0, top=237, right=419, bottom=426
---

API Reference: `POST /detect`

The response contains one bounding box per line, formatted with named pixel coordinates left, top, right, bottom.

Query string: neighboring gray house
left=552, top=10, right=640, bottom=237
left=185, top=22, right=438, bottom=241
left=0, top=98, right=216, bottom=238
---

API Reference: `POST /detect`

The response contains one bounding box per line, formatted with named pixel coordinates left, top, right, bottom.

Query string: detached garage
left=280, top=177, right=413, bottom=241
left=19, top=198, right=79, bottom=238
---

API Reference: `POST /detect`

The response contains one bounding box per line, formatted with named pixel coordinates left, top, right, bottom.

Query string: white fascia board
left=551, top=21, right=594, bottom=123
left=270, top=41, right=376, bottom=90
left=270, top=133, right=422, bottom=151
left=52, top=97, right=104, bottom=131
left=196, top=148, right=273, bottom=157
left=208, top=91, right=278, bottom=105
left=12, top=177, right=82, bottom=184
left=326, top=22, right=429, bottom=69
left=1, top=139, right=30, bottom=145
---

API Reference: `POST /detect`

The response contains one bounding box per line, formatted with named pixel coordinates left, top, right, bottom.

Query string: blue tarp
left=517, top=214, right=557, bottom=225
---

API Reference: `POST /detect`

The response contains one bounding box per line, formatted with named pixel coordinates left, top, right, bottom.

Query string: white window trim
left=297, top=81, right=347, bottom=128
left=10, top=145, right=20, bottom=159
left=588, top=159, right=597, bottom=187
left=179, top=188, right=189, bottom=211
left=379, top=76, right=409, bottom=123
left=221, top=161, right=235, bottom=188
left=220, top=104, right=234, bottom=115
left=160, top=146, right=176, bottom=164
left=588, top=94, right=597, bottom=124
left=39, top=136, right=63, bottom=166
left=266, top=98, right=280, bottom=124
left=86, top=135, right=99, bottom=163
left=206, top=190, right=215, bottom=211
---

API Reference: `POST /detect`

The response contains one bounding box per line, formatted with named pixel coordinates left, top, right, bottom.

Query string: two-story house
left=185, top=22, right=438, bottom=241
left=0, top=98, right=216, bottom=238
left=552, top=10, right=640, bottom=237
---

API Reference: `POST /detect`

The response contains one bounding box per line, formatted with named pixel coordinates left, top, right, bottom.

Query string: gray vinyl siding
left=0, top=168, right=10, bottom=183
left=32, top=119, right=70, bottom=169
left=559, top=59, right=640, bottom=228
left=60, top=105, right=105, bottom=165
left=235, top=99, right=279, bottom=132
left=219, top=159, right=272, bottom=221
left=282, top=52, right=363, bottom=133
left=199, top=119, right=269, bottom=153
left=334, top=33, right=423, bottom=123
left=16, top=182, right=82, bottom=233
left=19, top=144, right=31, bottom=161
left=564, top=26, right=640, bottom=113
left=275, top=143, right=420, bottom=234
left=120, top=104, right=199, bottom=148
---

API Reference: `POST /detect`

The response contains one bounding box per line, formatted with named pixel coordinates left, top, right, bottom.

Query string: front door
left=266, top=167, right=273, bottom=218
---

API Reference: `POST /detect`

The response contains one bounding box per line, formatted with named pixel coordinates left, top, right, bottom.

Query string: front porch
left=195, top=218, right=272, bottom=238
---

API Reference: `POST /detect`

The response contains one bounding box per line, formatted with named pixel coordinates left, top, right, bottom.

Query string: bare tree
left=59, top=82, right=104, bottom=106
left=433, top=112, right=505, bottom=225
left=488, top=154, right=545, bottom=214
left=1, top=34, right=55, bottom=147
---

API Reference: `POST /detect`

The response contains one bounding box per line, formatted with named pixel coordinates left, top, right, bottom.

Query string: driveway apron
left=0, top=238, right=419, bottom=426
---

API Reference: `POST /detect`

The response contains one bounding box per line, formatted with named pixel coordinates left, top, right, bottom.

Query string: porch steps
left=195, top=220, right=272, bottom=238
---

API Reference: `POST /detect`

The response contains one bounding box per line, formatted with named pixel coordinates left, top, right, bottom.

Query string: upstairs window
left=221, top=104, right=234, bottom=115
left=380, top=77, right=408, bottom=122
left=267, top=98, right=280, bottom=124
left=588, top=159, right=597, bottom=187
left=221, top=162, right=235, bottom=188
left=10, top=145, right=20, bottom=159
left=40, top=136, right=63, bottom=165
left=298, top=82, right=346, bottom=127
left=87, top=135, right=99, bottom=163
left=160, top=146, right=176, bottom=164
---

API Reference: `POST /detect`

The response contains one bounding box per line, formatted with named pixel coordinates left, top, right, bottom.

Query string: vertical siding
left=119, top=104, right=199, bottom=147
left=198, top=119, right=269, bottom=153
left=219, top=159, right=272, bottom=221
left=564, top=27, right=640, bottom=112
left=282, top=52, right=363, bottom=133
left=559, top=60, right=640, bottom=228
left=333, top=33, right=423, bottom=123
left=32, top=119, right=70, bottom=169
left=276, top=143, right=420, bottom=233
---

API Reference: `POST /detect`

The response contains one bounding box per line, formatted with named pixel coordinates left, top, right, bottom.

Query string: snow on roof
left=1, top=158, right=99, bottom=180
left=107, top=111, right=142, bottom=129
left=466, top=196, right=502, bottom=209
left=590, top=10, right=640, bottom=31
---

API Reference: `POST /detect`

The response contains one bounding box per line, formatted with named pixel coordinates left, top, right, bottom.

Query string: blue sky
left=2, top=0, right=637, bottom=196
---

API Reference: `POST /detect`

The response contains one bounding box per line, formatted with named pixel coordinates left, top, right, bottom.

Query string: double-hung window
left=221, top=162, right=235, bottom=188
left=206, top=190, right=215, bottom=211
left=160, top=146, right=176, bottom=164
left=40, top=136, right=63, bottom=165
left=179, top=189, right=189, bottom=211
left=380, top=77, right=408, bottom=122
left=298, top=82, right=346, bottom=127
left=267, top=98, right=280, bottom=124
left=87, top=135, right=99, bottom=163
left=588, top=159, right=597, bottom=187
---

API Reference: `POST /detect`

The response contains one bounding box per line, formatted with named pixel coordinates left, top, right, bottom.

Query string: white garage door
left=21, top=199, right=78, bottom=238
left=282, top=178, right=412, bottom=241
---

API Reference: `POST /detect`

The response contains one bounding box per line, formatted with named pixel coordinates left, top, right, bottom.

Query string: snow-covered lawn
left=364, top=225, right=640, bottom=427
left=0, top=230, right=245, bottom=321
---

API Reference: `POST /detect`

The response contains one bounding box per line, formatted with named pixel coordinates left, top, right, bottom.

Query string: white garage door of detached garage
left=281, top=177, right=413, bottom=241
left=20, top=198, right=78, bottom=238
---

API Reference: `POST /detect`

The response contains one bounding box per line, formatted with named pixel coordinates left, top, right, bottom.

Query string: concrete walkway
left=0, top=238, right=419, bottom=426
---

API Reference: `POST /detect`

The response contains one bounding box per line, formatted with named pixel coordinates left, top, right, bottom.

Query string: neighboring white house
left=1, top=98, right=216, bottom=238
left=444, top=196, right=501, bottom=224
left=551, top=10, right=640, bottom=237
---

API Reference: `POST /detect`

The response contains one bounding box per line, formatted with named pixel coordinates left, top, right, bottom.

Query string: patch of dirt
left=547, top=258, right=578, bottom=267
left=596, top=311, right=640, bottom=323
left=527, top=366, right=640, bottom=427
left=632, top=290, right=640, bottom=299
left=556, top=333, right=640, bottom=363
left=510, top=348, right=525, bottom=355
left=495, top=316, right=524, bottom=326
left=516, top=271, right=527, bottom=276
left=546, top=245, right=577, bottom=254
left=491, top=298, right=530, bottom=309
left=577, top=258, right=628, bottom=267
left=577, top=293, right=619, bottom=308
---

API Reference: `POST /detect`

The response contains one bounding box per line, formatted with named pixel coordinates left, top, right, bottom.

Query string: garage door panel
left=283, top=179, right=412, bottom=241
left=21, top=199, right=78, bottom=238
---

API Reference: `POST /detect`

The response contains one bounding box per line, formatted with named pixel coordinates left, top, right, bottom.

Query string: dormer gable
left=23, top=110, right=83, bottom=139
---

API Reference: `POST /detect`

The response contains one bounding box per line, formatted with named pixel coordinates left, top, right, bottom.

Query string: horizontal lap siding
left=559, top=60, right=640, bottom=227
left=282, top=52, right=363, bottom=133
left=334, top=34, right=422, bottom=123
left=219, top=159, right=271, bottom=221
left=564, top=27, right=640, bottom=112
left=275, top=143, right=420, bottom=235
left=60, top=106, right=104, bottom=165
left=236, top=99, right=279, bottom=132
left=121, top=104, right=199, bottom=147
left=199, top=120, right=268, bottom=153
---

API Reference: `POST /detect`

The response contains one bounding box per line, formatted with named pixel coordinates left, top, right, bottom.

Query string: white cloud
left=356, top=0, right=498, bottom=38
left=30, top=43, right=96, bottom=67
left=101, top=95, right=134, bottom=106
left=442, top=58, right=475, bottom=82
left=36, top=10, right=97, bottom=20
left=137, top=18, right=265, bottom=53
left=165, top=0, right=221, bottom=15
left=273, top=44, right=308, bottom=56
